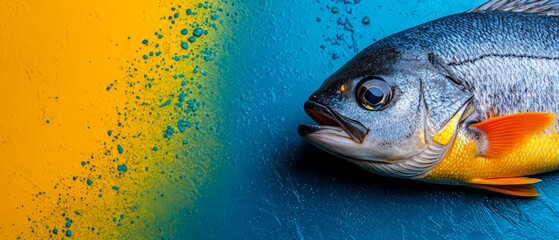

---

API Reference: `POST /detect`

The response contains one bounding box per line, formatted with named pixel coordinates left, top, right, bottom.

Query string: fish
left=298, top=0, right=559, bottom=197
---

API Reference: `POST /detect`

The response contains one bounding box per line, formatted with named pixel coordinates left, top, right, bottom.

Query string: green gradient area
left=100, top=2, right=232, bottom=238
left=35, top=1, right=232, bottom=239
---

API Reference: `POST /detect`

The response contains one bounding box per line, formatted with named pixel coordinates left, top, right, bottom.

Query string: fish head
left=298, top=42, right=472, bottom=175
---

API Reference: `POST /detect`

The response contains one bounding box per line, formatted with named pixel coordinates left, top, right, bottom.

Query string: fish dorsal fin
left=469, top=0, right=559, bottom=16
left=470, top=112, right=555, bottom=159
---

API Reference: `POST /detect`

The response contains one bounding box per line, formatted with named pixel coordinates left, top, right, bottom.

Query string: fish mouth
left=298, top=101, right=368, bottom=143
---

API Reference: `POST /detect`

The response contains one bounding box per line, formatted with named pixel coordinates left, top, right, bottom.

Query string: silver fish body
left=299, top=1, right=559, bottom=180
left=411, top=11, right=559, bottom=118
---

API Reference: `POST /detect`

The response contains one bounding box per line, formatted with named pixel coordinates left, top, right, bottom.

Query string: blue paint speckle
left=117, top=145, right=124, bottom=154
left=160, top=99, right=172, bottom=107
left=66, top=230, right=72, bottom=237
left=112, top=186, right=120, bottom=191
left=117, top=164, right=128, bottom=172
left=193, top=28, right=203, bottom=37
left=86, top=178, right=93, bottom=186
left=181, top=28, right=189, bottom=35
left=177, top=119, right=191, bottom=132
left=181, top=42, right=189, bottom=50
left=163, top=125, right=175, bottom=139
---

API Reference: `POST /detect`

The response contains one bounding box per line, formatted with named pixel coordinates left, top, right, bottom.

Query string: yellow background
left=0, top=0, right=224, bottom=238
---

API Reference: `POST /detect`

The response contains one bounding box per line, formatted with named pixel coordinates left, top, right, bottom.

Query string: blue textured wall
left=181, top=1, right=559, bottom=239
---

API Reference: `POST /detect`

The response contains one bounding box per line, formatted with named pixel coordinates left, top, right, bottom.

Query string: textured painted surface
left=4, top=0, right=559, bottom=239
left=0, top=0, right=230, bottom=238
left=189, top=0, right=559, bottom=239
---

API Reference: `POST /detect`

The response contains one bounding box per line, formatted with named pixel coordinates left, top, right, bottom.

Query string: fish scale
left=405, top=11, right=559, bottom=117
left=423, top=130, right=559, bottom=184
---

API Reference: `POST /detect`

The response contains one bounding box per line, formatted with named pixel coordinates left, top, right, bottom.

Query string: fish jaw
left=298, top=101, right=389, bottom=163
left=297, top=124, right=383, bottom=162
left=299, top=100, right=435, bottom=166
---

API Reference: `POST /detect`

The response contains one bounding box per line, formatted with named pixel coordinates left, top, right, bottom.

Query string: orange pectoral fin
left=469, top=177, right=541, bottom=197
left=470, top=177, right=541, bottom=185
left=472, top=184, right=539, bottom=197
left=471, top=112, right=555, bottom=159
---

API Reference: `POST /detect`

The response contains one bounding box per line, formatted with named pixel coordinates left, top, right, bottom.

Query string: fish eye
left=356, top=77, right=393, bottom=111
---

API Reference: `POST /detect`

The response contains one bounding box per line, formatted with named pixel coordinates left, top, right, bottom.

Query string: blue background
left=183, top=0, right=559, bottom=239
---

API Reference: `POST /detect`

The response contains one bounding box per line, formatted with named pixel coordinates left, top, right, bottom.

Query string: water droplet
left=362, top=16, right=370, bottom=25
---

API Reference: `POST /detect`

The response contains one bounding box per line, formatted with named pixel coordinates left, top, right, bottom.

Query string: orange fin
left=470, top=177, right=541, bottom=185
left=472, top=184, right=539, bottom=197
left=471, top=112, right=555, bottom=158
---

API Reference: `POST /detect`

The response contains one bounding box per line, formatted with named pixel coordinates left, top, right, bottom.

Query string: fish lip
left=299, top=101, right=368, bottom=143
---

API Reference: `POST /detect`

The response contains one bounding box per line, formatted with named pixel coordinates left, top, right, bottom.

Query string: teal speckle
left=186, top=8, right=192, bottom=15
left=181, top=41, right=189, bottom=50
left=117, top=164, right=128, bottom=172
left=112, top=186, right=120, bottom=191
left=193, top=28, right=203, bottom=37
left=153, top=146, right=159, bottom=151
left=142, top=55, right=148, bottom=60
left=117, top=145, right=124, bottom=154
left=180, top=28, right=188, bottom=35
left=174, top=56, right=181, bottom=61
left=107, top=130, right=112, bottom=136
left=86, top=178, right=93, bottom=186
left=66, top=230, right=72, bottom=237
left=66, top=221, right=72, bottom=227
left=183, top=140, right=189, bottom=145
left=160, top=99, right=172, bottom=107
left=141, top=39, right=148, bottom=45
left=53, top=228, right=58, bottom=234
left=177, top=119, right=191, bottom=132
left=163, top=125, right=175, bottom=139
left=188, top=36, right=196, bottom=43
